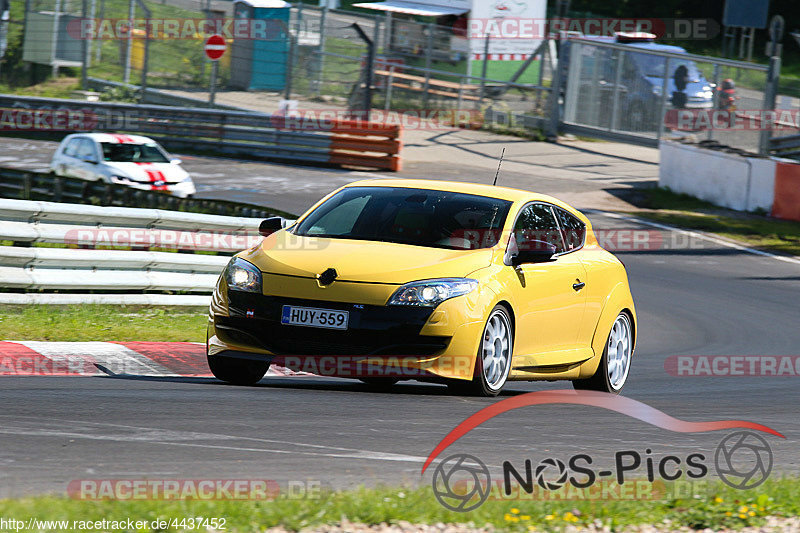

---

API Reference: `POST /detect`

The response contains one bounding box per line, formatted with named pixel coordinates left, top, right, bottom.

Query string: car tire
left=448, top=305, right=513, bottom=397
left=572, top=312, right=633, bottom=394
left=207, top=354, right=269, bottom=386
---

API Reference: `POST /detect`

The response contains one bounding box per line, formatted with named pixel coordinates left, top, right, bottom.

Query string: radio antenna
left=493, top=148, right=506, bottom=186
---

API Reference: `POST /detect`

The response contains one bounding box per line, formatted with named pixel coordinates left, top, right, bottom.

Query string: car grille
left=216, top=291, right=449, bottom=357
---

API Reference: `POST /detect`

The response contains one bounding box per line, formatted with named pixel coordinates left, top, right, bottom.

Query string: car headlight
left=388, top=278, right=478, bottom=307
left=224, top=258, right=262, bottom=293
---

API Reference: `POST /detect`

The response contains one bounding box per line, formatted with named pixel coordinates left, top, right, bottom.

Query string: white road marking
left=15, top=341, right=176, bottom=377
left=595, top=211, right=800, bottom=266
left=0, top=418, right=429, bottom=464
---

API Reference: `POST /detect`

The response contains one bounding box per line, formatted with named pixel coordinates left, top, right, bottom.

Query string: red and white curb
left=0, top=341, right=302, bottom=378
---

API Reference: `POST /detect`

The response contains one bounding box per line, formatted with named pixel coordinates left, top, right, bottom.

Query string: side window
left=75, top=139, right=97, bottom=161
left=554, top=208, right=586, bottom=252
left=62, top=139, right=81, bottom=157
left=514, top=203, right=565, bottom=253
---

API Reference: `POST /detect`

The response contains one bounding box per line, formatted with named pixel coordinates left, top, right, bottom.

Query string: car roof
left=341, top=179, right=576, bottom=211
left=69, top=133, right=157, bottom=144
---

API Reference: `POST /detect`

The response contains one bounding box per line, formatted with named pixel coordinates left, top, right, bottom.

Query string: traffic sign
left=204, top=34, right=226, bottom=61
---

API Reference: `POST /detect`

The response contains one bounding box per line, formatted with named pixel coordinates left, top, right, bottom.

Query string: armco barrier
left=0, top=167, right=292, bottom=219
left=771, top=161, right=800, bottom=222
left=0, top=94, right=403, bottom=171
left=660, top=140, right=800, bottom=222
left=659, top=141, right=775, bottom=212
left=0, top=198, right=276, bottom=304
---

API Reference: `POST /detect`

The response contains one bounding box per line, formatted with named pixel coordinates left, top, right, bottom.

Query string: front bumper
left=208, top=289, right=484, bottom=380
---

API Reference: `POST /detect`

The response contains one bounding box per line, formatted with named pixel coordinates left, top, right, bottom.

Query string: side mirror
left=511, top=240, right=557, bottom=266
left=259, top=217, right=284, bottom=237
left=170, top=158, right=182, bottom=165
left=83, top=156, right=98, bottom=164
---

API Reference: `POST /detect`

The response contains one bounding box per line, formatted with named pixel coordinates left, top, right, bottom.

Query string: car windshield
left=630, top=52, right=702, bottom=81
left=100, top=142, right=170, bottom=163
left=293, top=187, right=513, bottom=250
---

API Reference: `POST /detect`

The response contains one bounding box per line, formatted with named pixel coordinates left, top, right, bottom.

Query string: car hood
left=239, top=230, right=494, bottom=285
left=101, top=161, right=189, bottom=182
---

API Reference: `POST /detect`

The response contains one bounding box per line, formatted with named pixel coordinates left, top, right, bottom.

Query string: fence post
left=314, top=3, right=328, bottom=97
left=656, top=58, right=671, bottom=140
left=81, top=0, right=88, bottom=90
left=759, top=54, right=781, bottom=155
left=479, top=33, right=490, bottom=104
left=136, top=0, right=151, bottom=103
left=385, top=65, right=395, bottom=112
left=351, top=23, right=374, bottom=118
left=608, top=50, right=624, bottom=131
left=22, top=172, right=31, bottom=200
left=423, top=22, right=434, bottom=108
left=708, top=63, right=720, bottom=141
left=545, top=39, right=562, bottom=139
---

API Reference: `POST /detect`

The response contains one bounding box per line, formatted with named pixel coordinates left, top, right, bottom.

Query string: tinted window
left=100, top=142, right=169, bottom=163
left=294, top=187, right=512, bottom=250
left=514, top=203, right=565, bottom=253
left=554, top=208, right=586, bottom=252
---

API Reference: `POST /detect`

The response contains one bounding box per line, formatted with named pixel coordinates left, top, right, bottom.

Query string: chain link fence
left=561, top=38, right=775, bottom=153
left=14, top=1, right=798, bottom=154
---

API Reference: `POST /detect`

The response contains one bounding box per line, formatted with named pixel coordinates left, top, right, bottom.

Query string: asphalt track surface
left=1, top=140, right=799, bottom=499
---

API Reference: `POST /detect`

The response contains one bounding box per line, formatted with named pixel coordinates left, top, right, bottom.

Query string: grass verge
left=625, top=188, right=800, bottom=257
left=0, top=305, right=207, bottom=342
left=1, top=478, right=799, bottom=532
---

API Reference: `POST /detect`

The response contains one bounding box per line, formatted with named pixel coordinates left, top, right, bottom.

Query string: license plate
left=281, top=305, right=349, bottom=330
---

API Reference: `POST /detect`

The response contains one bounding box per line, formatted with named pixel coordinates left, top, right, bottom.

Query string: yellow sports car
left=206, top=179, right=636, bottom=396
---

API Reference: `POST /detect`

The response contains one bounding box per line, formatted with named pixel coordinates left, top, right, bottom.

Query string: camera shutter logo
left=535, top=457, right=569, bottom=490
left=431, top=453, right=491, bottom=512
left=715, top=431, right=773, bottom=489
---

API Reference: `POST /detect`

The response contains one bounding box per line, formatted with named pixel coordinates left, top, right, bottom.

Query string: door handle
left=573, top=281, right=585, bottom=291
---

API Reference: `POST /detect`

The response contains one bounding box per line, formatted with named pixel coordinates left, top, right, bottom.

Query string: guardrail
left=0, top=94, right=403, bottom=171
left=0, top=167, right=292, bottom=219
left=0, top=198, right=279, bottom=305
left=769, top=134, right=800, bottom=158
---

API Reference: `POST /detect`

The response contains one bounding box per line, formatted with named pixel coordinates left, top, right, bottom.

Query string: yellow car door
left=507, top=203, right=589, bottom=368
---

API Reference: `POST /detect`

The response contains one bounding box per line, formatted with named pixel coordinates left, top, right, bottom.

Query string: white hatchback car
left=50, top=133, right=196, bottom=198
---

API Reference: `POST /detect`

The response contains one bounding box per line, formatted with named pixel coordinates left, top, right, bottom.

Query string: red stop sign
left=204, top=34, right=226, bottom=61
